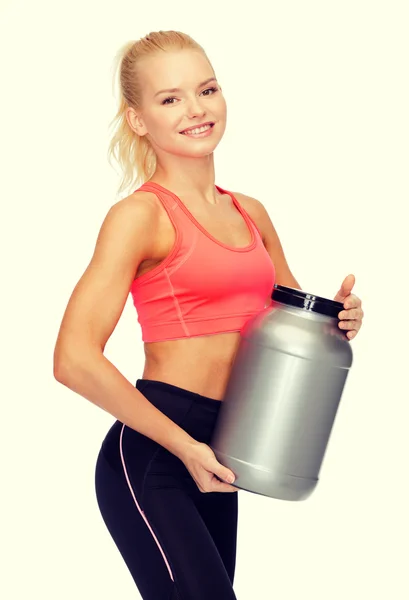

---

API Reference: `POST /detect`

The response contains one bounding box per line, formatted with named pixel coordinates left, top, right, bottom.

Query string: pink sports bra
left=130, top=181, right=276, bottom=342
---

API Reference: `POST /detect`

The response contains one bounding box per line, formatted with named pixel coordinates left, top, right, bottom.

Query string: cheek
left=156, top=112, right=183, bottom=136
left=147, top=108, right=176, bottom=132
left=215, top=100, right=227, bottom=133
left=216, top=96, right=227, bottom=116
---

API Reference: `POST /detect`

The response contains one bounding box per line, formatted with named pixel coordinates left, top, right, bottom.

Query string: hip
left=98, top=378, right=226, bottom=506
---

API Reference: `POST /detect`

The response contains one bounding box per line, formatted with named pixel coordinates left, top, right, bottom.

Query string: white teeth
left=182, top=124, right=211, bottom=135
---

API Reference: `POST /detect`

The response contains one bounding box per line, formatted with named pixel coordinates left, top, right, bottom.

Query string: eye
left=202, top=86, right=219, bottom=96
left=161, top=86, right=219, bottom=106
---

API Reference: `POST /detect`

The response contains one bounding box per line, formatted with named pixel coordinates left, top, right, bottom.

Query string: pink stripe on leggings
left=119, top=423, right=174, bottom=582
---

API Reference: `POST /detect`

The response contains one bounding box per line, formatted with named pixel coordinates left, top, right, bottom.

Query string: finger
left=338, top=320, right=358, bottom=330
left=339, top=308, right=360, bottom=320
left=344, top=294, right=360, bottom=308
left=212, top=476, right=237, bottom=493
left=212, top=464, right=235, bottom=485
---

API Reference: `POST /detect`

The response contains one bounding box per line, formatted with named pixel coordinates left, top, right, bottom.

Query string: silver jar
left=210, top=284, right=353, bottom=501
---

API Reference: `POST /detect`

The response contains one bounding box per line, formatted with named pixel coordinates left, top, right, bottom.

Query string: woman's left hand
left=333, top=274, right=364, bottom=341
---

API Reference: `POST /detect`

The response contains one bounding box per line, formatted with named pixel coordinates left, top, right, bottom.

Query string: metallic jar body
left=210, top=285, right=353, bottom=501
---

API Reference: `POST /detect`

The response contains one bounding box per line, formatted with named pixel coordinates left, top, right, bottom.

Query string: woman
left=53, top=30, right=363, bottom=600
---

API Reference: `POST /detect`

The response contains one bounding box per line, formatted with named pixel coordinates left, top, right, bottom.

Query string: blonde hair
left=107, top=30, right=214, bottom=198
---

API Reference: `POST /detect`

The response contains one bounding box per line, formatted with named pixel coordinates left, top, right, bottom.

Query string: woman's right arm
left=53, top=194, right=198, bottom=461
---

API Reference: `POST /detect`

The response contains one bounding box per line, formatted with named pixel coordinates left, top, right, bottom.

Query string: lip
left=179, top=121, right=214, bottom=133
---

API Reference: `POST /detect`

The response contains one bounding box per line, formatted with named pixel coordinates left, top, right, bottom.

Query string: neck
left=150, top=154, right=220, bottom=204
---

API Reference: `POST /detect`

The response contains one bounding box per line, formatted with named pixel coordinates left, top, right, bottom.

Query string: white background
left=1, top=1, right=408, bottom=598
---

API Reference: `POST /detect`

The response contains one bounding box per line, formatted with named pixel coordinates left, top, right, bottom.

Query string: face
left=128, top=50, right=227, bottom=158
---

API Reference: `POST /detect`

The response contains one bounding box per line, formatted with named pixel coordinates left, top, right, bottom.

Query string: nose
left=186, top=95, right=206, bottom=118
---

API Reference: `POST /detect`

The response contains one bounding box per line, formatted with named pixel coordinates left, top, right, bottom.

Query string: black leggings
left=94, top=379, right=239, bottom=600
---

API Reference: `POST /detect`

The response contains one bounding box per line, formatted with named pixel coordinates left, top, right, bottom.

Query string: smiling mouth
left=179, top=123, right=215, bottom=134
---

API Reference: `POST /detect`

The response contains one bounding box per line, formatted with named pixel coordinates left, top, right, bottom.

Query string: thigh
left=95, top=420, right=238, bottom=600
left=142, top=445, right=238, bottom=599
left=146, top=440, right=239, bottom=585
left=95, top=448, right=175, bottom=600
left=191, top=486, right=239, bottom=584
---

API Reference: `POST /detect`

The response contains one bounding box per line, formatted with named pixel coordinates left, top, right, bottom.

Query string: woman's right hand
left=180, top=441, right=238, bottom=493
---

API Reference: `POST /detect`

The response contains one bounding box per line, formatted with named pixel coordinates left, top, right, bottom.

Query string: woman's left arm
left=238, top=194, right=364, bottom=341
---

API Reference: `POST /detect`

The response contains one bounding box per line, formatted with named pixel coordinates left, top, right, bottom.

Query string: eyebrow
left=154, top=77, right=218, bottom=98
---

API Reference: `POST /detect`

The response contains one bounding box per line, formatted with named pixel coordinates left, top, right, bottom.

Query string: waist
left=142, top=332, right=242, bottom=400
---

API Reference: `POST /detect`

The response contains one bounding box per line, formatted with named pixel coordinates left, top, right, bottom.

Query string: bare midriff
left=141, top=332, right=242, bottom=401
left=133, top=185, right=263, bottom=402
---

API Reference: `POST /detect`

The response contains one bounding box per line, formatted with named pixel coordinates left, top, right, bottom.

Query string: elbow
left=53, top=351, right=71, bottom=384
left=53, top=344, right=79, bottom=384
left=53, top=341, right=103, bottom=384
left=54, top=364, right=69, bottom=384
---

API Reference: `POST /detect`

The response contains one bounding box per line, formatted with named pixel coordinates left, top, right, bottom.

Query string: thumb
left=333, top=274, right=355, bottom=303
left=216, top=463, right=235, bottom=484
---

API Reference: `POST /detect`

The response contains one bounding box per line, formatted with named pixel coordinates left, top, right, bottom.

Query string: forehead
left=140, top=51, right=214, bottom=94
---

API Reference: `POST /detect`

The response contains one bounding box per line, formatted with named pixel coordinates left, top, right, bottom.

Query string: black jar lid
left=271, top=284, right=344, bottom=318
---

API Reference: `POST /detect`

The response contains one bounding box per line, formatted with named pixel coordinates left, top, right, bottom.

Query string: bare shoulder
left=113, top=188, right=162, bottom=215
left=232, top=190, right=301, bottom=289
left=232, top=191, right=267, bottom=241
left=231, top=190, right=263, bottom=211
left=91, top=189, right=162, bottom=271
left=105, top=189, right=164, bottom=240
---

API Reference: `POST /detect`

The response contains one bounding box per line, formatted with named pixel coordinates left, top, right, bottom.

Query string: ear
left=126, top=107, right=147, bottom=137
